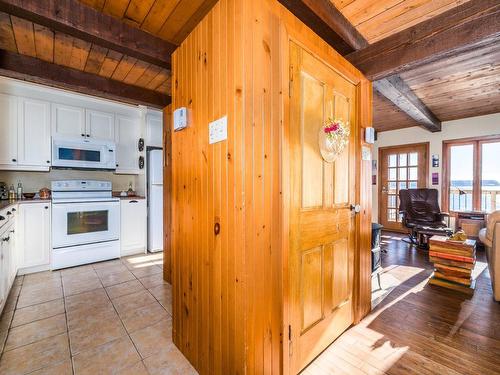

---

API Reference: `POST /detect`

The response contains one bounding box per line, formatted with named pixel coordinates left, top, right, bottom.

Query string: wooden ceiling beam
left=277, top=0, right=368, bottom=54
left=0, top=0, right=176, bottom=69
left=374, top=76, right=441, bottom=132
left=346, top=0, right=500, bottom=80
left=0, top=49, right=170, bottom=108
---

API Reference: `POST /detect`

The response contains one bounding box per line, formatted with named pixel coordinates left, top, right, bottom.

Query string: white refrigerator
left=147, top=149, right=163, bottom=252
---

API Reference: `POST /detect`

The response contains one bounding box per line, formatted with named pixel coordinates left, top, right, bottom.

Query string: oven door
left=52, top=137, right=116, bottom=170
left=52, top=200, right=120, bottom=248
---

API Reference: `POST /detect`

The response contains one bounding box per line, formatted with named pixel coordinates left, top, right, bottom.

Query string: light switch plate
left=209, top=116, right=227, bottom=144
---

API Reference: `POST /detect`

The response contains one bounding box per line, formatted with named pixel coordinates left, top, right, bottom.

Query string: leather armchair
left=399, top=189, right=449, bottom=244
left=479, top=211, right=500, bottom=301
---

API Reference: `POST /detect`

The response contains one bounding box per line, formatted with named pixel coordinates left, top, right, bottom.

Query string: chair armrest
left=440, top=212, right=450, bottom=217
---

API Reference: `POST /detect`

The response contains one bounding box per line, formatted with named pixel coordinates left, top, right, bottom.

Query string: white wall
left=0, top=169, right=136, bottom=195
left=372, top=113, right=500, bottom=221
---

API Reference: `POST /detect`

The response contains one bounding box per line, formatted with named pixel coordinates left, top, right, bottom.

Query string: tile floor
left=0, top=253, right=197, bottom=375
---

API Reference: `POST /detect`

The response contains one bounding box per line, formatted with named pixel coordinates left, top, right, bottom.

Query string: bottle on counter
left=17, top=181, right=23, bottom=199
left=8, top=184, right=16, bottom=200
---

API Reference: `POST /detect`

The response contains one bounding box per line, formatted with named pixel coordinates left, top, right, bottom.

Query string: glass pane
left=387, top=209, right=396, bottom=222
left=389, top=154, right=397, bottom=167
left=449, top=144, right=473, bottom=211
left=409, top=181, right=417, bottom=189
left=388, top=195, right=396, bottom=208
left=59, top=148, right=101, bottom=162
left=409, top=167, right=418, bottom=180
left=67, top=210, right=108, bottom=235
left=389, top=168, right=397, bottom=181
left=481, top=142, right=500, bottom=212
left=409, top=153, right=418, bottom=166
left=388, top=182, right=397, bottom=194
left=398, top=167, right=407, bottom=180
left=399, top=182, right=407, bottom=190
left=399, top=153, right=407, bottom=167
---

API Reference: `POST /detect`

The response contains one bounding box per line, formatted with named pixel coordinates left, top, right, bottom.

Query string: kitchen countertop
left=0, top=198, right=51, bottom=211
left=118, top=196, right=146, bottom=200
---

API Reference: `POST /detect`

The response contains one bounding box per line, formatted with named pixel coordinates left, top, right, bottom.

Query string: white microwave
left=52, top=136, right=116, bottom=170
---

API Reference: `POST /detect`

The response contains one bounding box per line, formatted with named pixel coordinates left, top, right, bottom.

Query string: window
left=443, top=136, right=500, bottom=213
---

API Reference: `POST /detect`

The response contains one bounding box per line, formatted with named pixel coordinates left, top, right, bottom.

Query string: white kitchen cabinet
left=120, top=199, right=147, bottom=256
left=115, top=115, right=140, bottom=174
left=17, top=202, right=51, bottom=272
left=146, top=112, right=163, bottom=148
left=18, top=98, right=51, bottom=169
left=52, top=104, right=115, bottom=142
left=0, top=217, right=16, bottom=315
left=86, top=109, right=115, bottom=141
left=51, top=103, right=85, bottom=138
left=0, top=93, right=18, bottom=167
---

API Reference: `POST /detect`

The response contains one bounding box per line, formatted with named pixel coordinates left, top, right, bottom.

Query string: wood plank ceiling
left=331, top=0, right=473, bottom=43
left=79, top=0, right=217, bottom=45
left=0, top=10, right=171, bottom=96
left=0, top=0, right=497, bottom=128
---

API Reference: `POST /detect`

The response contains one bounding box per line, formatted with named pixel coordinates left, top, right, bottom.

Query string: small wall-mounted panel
left=208, top=116, right=227, bottom=144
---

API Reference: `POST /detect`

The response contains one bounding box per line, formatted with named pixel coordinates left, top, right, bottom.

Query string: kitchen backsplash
left=0, top=170, right=140, bottom=195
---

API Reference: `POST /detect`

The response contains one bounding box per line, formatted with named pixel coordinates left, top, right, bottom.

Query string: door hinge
left=288, top=325, right=293, bottom=356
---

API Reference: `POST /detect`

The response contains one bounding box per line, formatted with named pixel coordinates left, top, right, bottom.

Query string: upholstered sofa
left=479, top=210, right=500, bottom=301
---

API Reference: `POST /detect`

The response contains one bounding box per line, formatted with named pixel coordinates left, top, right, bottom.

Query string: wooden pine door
left=379, top=143, right=429, bottom=231
left=289, top=42, right=356, bottom=374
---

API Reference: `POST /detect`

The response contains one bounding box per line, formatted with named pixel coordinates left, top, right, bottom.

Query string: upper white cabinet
left=0, top=93, right=18, bottom=167
left=146, top=113, right=163, bottom=148
left=86, top=109, right=115, bottom=140
left=52, top=104, right=115, bottom=141
left=0, top=95, right=51, bottom=171
left=115, top=115, right=140, bottom=174
left=51, top=103, right=85, bottom=137
left=18, top=98, right=51, bottom=168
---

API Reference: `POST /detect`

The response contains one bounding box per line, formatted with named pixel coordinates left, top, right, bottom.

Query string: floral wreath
left=318, top=118, right=350, bottom=163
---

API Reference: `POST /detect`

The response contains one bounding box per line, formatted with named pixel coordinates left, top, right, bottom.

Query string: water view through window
left=481, top=142, right=500, bottom=212
left=449, top=141, right=500, bottom=213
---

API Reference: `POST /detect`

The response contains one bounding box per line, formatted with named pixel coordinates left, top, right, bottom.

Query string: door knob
left=350, top=204, right=361, bottom=213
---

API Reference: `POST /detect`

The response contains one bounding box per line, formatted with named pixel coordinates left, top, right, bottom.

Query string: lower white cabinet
left=0, top=213, right=17, bottom=314
left=17, top=202, right=51, bottom=272
left=120, top=199, right=147, bottom=256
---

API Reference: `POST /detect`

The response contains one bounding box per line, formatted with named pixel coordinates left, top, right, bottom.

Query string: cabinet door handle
left=46, top=160, right=50, bottom=163
left=129, top=200, right=138, bottom=203
left=11, top=208, right=16, bottom=212
left=6, top=211, right=11, bottom=215
left=81, top=133, right=85, bottom=137
left=86, top=134, right=90, bottom=137
left=12, top=158, right=16, bottom=162
left=44, top=206, right=49, bottom=209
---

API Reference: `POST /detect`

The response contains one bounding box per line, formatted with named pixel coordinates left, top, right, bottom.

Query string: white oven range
left=51, top=180, right=120, bottom=270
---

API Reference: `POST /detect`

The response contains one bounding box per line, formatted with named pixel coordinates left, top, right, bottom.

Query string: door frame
left=377, top=142, right=430, bottom=232
left=281, top=21, right=373, bottom=373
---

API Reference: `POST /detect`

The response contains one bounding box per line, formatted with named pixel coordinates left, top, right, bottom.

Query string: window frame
left=442, top=134, right=500, bottom=213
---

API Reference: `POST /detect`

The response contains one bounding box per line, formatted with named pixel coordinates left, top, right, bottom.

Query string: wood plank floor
left=303, top=231, right=500, bottom=375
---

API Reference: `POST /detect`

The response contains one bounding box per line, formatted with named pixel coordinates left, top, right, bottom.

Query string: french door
left=379, top=143, right=429, bottom=231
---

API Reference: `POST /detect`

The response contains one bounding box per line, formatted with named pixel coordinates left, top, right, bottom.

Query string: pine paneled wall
left=170, top=0, right=373, bottom=373
left=171, top=0, right=281, bottom=373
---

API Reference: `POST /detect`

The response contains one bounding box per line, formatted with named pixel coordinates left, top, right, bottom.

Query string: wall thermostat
left=173, top=107, right=188, bottom=131
left=365, top=127, right=375, bottom=144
